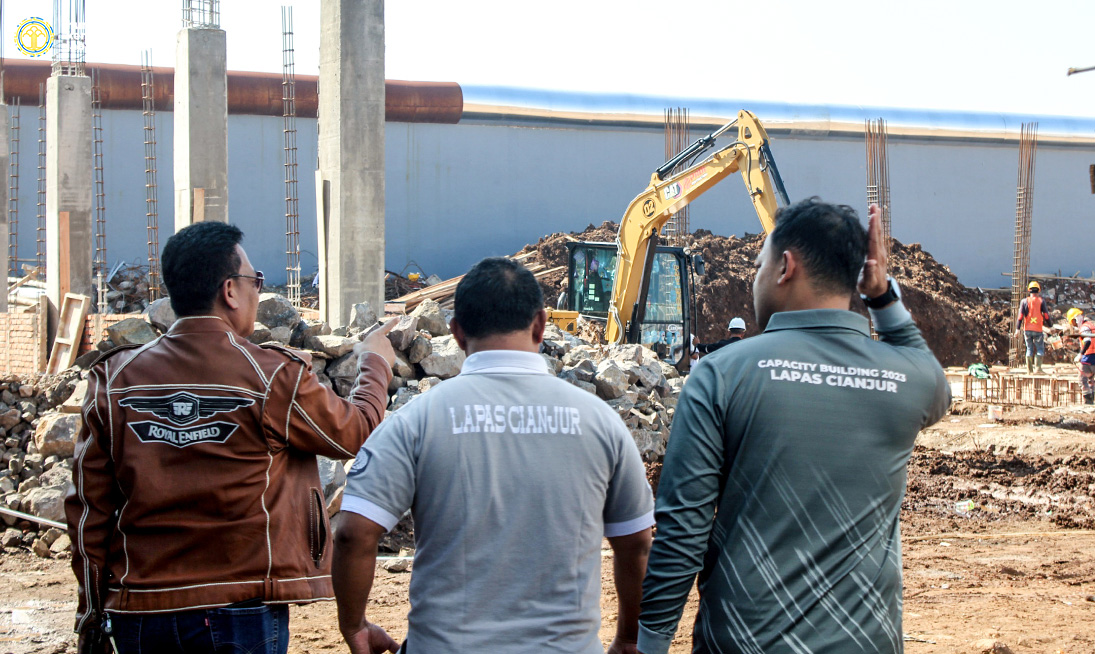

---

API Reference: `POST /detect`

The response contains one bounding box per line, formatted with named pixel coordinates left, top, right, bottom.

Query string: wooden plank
left=46, top=293, right=90, bottom=374
left=193, top=188, right=206, bottom=222
left=393, top=264, right=567, bottom=311
left=35, top=295, right=48, bottom=373
left=58, top=212, right=71, bottom=298
left=6, top=267, right=41, bottom=294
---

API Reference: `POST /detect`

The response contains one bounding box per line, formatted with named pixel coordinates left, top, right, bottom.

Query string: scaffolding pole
left=141, top=50, right=161, bottom=302
left=1010, top=122, right=1039, bottom=368
left=661, top=107, right=691, bottom=248
left=282, top=5, right=301, bottom=308
left=35, top=84, right=45, bottom=280
left=865, top=118, right=892, bottom=253
left=7, top=100, right=19, bottom=277
left=91, top=68, right=106, bottom=284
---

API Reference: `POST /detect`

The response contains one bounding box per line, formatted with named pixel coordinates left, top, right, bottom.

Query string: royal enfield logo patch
left=128, top=421, right=238, bottom=447
left=119, top=393, right=254, bottom=426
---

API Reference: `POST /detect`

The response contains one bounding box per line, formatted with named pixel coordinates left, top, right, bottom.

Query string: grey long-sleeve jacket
left=639, top=302, right=950, bottom=654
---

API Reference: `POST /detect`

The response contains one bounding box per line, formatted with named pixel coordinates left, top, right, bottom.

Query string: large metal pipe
left=0, top=59, right=463, bottom=123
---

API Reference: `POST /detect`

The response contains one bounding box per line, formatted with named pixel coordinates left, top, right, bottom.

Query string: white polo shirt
left=343, top=349, right=654, bottom=654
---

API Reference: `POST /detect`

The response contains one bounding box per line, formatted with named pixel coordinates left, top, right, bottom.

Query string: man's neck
left=186, top=306, right=247, bottom=338
left=780, top=293, right=852, bottom=314
left=464, top=334, right=540, bottom=356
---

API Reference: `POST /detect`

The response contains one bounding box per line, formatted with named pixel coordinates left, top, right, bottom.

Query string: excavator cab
left=565, top=242, right=693, bottom=366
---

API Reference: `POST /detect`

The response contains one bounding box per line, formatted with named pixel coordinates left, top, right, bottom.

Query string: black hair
left=161, top=222, right=244, bottom=316
left=453, top=257, right=544, bottom=338
left=769, top=197, right=868, bottom=296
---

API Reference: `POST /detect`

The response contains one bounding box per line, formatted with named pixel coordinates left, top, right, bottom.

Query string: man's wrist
left=863, top=278, right=899, bottom=309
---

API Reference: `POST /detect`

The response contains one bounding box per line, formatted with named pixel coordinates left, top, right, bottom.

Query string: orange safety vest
left=1024, top=296, right=1045, bottom=332
left=1082, top=320, right=1095, bottom=356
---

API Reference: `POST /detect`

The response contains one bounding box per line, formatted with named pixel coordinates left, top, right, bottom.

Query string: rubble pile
left=0, top=371, right=84, bottom=559
left=1, top=289, right=689, bottom=558
left=517, top=222, right=1015, bottom=367
left=97, top=264, right=152, bottom=314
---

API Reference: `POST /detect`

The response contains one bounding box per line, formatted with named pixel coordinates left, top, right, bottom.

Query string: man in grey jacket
left=638, top=199, right=950, bottom=654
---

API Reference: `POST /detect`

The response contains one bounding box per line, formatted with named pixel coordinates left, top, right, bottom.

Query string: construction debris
left=97, top=263, right=152, bottom=314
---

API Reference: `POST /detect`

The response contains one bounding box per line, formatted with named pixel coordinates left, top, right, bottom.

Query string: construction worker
left=1067, top=307, right=1095, bottom=404
left=690, top=317, right=747, bottom=358
left=1014, top=280, right=1051, bottom=374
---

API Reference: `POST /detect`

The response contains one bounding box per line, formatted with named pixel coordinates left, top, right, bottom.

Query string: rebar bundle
left=35, top=85, right=45, bottom=280
left=51, top=0, right=86, bottom=77
left=1010, top=122, right=1039, bottom=368
left=7, top=100, right=19, bottom=276
left=91, top=68, right=106, bottom=281
left=182, top=0, right=220, bottom=29
left=865, top=118, right=891, bottom=252
left=141, top=51, right=161, bottom=301
left=282, top=6, right=301, bottom=308
left=661, top=108, right=691, bottom=247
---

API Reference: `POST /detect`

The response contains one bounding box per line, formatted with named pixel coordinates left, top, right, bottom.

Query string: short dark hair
left=161, top=222, right=244, bottom=316
left=769, top=197, right=867, bottom=296
left=453, top=257, right=544, bottom=338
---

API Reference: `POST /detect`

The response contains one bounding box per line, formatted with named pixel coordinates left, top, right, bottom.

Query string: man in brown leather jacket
left=65, top=222, right=396, bottom=654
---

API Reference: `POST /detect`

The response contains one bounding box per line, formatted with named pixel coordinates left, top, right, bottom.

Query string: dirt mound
left=516, top=223, right=1012, bottom=366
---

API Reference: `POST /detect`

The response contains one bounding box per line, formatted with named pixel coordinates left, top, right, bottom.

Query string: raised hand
left=857, top=203, right=890, bottom=299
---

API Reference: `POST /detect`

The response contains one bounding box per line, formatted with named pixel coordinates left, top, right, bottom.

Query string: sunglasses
left=225, top=271, right=265, bottom=292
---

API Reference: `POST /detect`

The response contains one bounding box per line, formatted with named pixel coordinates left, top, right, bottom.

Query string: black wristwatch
left=863, top=277, right=900, bottom=309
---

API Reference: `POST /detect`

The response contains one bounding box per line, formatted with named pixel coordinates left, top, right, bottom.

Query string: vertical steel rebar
left=661, top=107, right=690, bottom=247
left=282, top=5, right=301, bottom=308
left=7, top=99, right=19, bottom=277
left=51, top=0, right=86, bottom=77
left=35, top=84, right=45, bottom=280
left=141, top=50, right=161, bottom=302
left=91, top=68, right=106, bottom=282
left=865, top=118, right=892, bottom=253
left=1010, top=122, right=1039, bottom=368
left=182, top=0, right=220, bottom=29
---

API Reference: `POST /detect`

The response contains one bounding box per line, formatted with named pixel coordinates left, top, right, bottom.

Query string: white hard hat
left=728, top=317, right=746, bottom=331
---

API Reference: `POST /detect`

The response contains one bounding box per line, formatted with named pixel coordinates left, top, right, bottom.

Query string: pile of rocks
left=97, top=264, right=153, bottom=314
left=0, top=372, right=83, bottom=558
left=5, top=290, right=691, bottom=558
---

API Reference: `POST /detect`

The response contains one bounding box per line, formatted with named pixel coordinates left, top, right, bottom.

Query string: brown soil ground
left=4, top=406, right=1095, bottom=654
left=517, top=223, right=1015, bottom=367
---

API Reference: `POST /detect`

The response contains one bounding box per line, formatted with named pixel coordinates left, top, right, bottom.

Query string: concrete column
left=317, top=0, right=385, bottom=326
left=45, top=75, right=93, bottom=315
left=174, top=27, right=229, bottom=230
left=0, top=105, right=8, bottom=313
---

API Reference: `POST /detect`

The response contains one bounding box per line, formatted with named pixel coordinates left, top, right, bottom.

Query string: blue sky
left=5, top=0, right=1095, bottom=118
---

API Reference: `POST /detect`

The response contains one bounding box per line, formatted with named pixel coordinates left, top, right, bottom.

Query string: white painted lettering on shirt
left=759, top=360, right=905, bottom=393
left=450, top=404, right=583, bottom=435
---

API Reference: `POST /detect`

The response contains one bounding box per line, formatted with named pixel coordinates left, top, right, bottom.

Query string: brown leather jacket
left=65, top=316, right=392, bottom=632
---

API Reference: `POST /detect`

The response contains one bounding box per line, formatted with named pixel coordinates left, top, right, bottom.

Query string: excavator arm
left=605, top=109, right=789, bottom=344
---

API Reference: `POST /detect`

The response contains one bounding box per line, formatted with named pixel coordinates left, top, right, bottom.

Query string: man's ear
left=777, top=250, right=797, bottom=286
left=221, top=278, right=243, bottom=311
left=530, top=309, right=548, bottom=345
left=450, top=319, right=468, bottom=352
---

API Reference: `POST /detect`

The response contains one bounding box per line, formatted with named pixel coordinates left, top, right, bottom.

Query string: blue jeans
left=108, top=604, right=289, bottom=654
left=1024, top=331, right=1045, bottom=356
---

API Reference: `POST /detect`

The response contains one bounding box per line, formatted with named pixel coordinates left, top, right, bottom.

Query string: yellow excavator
left=548, top=110, right=789, bottom=368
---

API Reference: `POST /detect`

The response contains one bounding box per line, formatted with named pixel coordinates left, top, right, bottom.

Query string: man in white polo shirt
left=333, top=257, right=655, bottom=654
